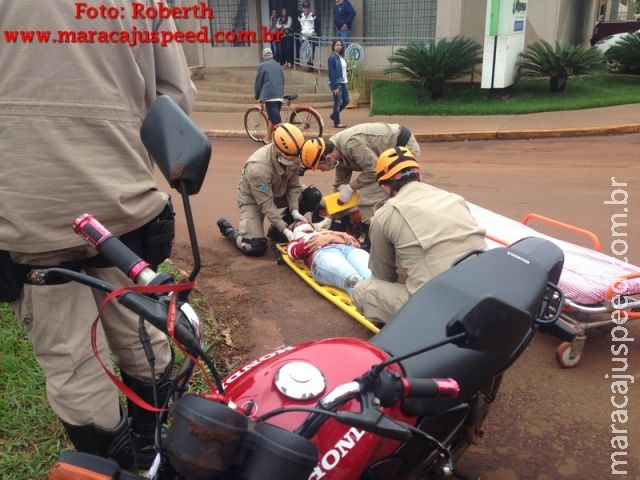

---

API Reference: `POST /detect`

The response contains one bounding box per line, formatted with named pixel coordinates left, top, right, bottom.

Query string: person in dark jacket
left=334, top=0, right=356, bottom=46
left=328, top=39, right=349, bottom=128
left=255, top=47, right=285, bottom=142
left=277, top=7, right=294, bottom=68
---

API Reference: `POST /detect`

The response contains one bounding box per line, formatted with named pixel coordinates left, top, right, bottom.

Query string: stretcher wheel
left=556, top=342, right=582, bottom=368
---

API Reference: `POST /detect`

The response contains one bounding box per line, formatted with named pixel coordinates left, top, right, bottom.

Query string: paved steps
left=193, top=66, right=333, bottom=113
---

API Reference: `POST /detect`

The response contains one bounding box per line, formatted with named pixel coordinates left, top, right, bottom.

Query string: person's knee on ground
left=351, top=279, right=409, bottom=327
left=236, top=235, right=268, bottom=256
left=217, top=217, right=267, bottom=256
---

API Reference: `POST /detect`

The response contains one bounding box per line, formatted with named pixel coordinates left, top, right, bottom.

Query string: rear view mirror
left=141, top=95, right=211, bottom=195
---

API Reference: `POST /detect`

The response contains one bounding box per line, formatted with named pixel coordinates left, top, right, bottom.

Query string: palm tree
left=385, top=37, right=482, bottom=100
left=606, top=31, right=640, bottom=73
left=517, top=40, right=604, bottom=92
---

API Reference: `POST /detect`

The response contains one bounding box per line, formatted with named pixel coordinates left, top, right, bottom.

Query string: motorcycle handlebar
left=371, top=371, right=460, bottom=408
left=72, top=214, right=203, bottom=356
left=73, top=214, right=157, bottom=285
left=402, top=378, right=459, bottom=400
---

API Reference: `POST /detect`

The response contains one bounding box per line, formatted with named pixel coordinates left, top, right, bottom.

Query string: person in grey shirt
left=255, top=47, right=285, bottom=142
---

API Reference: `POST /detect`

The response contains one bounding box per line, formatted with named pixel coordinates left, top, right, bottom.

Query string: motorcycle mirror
left=140, top=95, right=211, bottom=196
left=445, top=296, right=533, bottom=356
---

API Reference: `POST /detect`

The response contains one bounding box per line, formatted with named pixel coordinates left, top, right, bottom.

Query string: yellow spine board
left=275, top=243, right=379, bottom=334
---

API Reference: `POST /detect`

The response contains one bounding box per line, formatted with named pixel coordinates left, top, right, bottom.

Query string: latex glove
left=313, top=217, right=332, bottom=231
left=291, top=209, right=308, bottom=224
left=283, top=228, right=294, bottom=241
left=337, top=184, right=354, bottom=205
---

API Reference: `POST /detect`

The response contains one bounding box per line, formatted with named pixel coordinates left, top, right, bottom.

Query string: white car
left=593, top=29, right=640, bottom=72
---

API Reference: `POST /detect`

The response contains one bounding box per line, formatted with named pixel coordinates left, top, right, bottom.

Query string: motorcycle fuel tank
left=222, top=338, right=415, bottom=479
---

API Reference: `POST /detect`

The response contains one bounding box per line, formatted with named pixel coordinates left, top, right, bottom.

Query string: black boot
left=61, top=407, right=137, bottom=471
left=217, top=217, right=238, bottom=240
left=120, top=364, right=173, bottom=470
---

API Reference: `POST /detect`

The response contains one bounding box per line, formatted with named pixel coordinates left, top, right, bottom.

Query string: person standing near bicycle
left=254, top=47, right=284, bottom=143
left=217, top=123, right=323, bottom=256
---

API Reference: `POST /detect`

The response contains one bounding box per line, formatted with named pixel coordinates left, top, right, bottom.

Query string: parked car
left=590, top=20, right=640, bottom=45
left=593, top=29, right=640, bottom=72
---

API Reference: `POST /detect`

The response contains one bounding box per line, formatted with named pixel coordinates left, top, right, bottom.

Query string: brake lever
left=334, top=392, right=412, bottom=442
left=118, top=292, right=203, bottom=356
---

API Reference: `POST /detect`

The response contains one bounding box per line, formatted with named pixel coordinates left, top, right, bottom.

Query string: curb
left=204, top=124, right=640, bottom=142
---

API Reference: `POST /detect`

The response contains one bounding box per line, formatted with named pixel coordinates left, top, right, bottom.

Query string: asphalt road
left=161, top=133, right=640, bottom=479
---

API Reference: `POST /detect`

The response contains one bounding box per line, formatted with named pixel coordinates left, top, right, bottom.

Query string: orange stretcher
left=468, top=203, right=640, bottom=368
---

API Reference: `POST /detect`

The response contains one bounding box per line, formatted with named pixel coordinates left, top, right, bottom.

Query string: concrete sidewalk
left=191, top=103, right=640, bottom=142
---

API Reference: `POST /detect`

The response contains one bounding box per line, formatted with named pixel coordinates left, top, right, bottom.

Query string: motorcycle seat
left=371, top=244, right=550, bottom=416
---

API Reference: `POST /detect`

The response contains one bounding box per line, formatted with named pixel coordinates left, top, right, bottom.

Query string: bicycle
left=243, top=93, right=323, bottom=143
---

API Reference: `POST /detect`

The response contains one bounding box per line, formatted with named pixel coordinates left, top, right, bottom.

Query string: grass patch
left=0, top=261, right=231, bottom=479
left=370, top=73, right=640, bottom=115
left=0, top=302, right=69, bottom=479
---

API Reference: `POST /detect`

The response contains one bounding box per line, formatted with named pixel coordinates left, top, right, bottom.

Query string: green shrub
left=517, top=39, right=604, bottom=92
left=606, top=31, right=640, bottom=73
left=384, top=37, right=482, bottom=100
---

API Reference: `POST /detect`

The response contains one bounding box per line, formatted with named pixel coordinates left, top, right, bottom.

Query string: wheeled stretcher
left=468, top=203, right=640, bottom=367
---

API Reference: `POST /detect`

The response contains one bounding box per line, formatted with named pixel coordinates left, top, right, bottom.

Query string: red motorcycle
left=48, top=96, right=574, bottom=480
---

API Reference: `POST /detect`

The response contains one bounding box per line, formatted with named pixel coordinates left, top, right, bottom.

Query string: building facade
left=176, top=0, right=632, bottom=70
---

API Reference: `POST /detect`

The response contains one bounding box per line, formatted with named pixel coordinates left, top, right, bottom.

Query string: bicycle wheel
left=244, top=107, right=269, bottom=143
left=289, top=106, right=323, bottom=139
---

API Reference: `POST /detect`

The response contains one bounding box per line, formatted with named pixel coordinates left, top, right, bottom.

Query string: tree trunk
left=429, top=81, right=445, bottom=100
left=549, top=74, right=568, bottom=92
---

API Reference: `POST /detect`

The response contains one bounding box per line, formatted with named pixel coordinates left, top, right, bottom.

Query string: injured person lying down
left=286, top=222, right=371, bottom=292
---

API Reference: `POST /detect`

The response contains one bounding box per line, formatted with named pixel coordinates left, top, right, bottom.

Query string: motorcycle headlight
left=165, top=395, right=248, bottom=479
